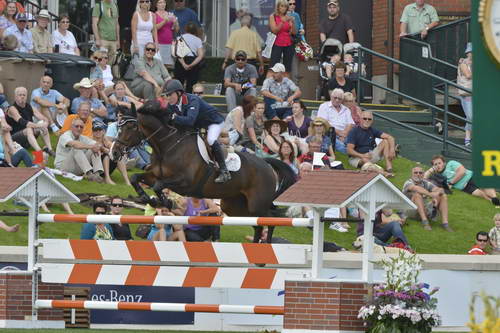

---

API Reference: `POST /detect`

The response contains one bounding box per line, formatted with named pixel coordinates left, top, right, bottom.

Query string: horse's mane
left=136, top=99, right=168, bottom=118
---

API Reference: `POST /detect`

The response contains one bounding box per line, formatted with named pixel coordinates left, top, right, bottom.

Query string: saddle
left=198, top=128, right=228, bottom=163
left=197, top=130, right=240, bottom=172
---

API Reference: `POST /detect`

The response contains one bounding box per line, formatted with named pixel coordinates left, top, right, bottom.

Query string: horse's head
left=111, top=104, right=142, bottom=161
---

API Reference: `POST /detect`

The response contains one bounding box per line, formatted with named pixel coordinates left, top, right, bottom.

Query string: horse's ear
left=131, top=102, right=137, bottom=117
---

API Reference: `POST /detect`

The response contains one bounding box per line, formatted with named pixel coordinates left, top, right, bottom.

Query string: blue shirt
left=4, top=25, right=33, bottom=53
left=442, top=160, right=473, bottom=191
left=174, top=7, right=200, bottom=33
left=346, top=126, right=384, bottom=154
left=30, top=88, right=64, bottom=113
left=80, top=223, right=114, bottom=240
left=71, top=96, right=105, bottom=121
left=289, top=11, right=305, bottom=41
left=171, top=93, right=224, bottom=128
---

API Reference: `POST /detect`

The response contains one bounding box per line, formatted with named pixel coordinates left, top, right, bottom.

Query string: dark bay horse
left=111, top=101, right=296, bottom=243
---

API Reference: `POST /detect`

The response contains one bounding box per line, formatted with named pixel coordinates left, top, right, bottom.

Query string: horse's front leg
left=130, top=172, right=157, bottom=204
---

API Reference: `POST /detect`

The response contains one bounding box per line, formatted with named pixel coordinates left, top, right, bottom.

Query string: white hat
left=73, top=78, right=93, bottom=90
left=270, top=63, right=286, bottom=73
left=36, top=9, right=51, bottom=20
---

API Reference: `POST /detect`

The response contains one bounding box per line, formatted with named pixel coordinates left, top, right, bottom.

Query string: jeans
left=270, top=44, right=294, bottom=72
left=12, top=148, right=33, bottom=167
left=129, top=145, right=151, bottom=170
left=374, top=221, right=409, bottom=245
left=225, top=87, right=257, bottom=113
left=335, top=138, right=348, bottom=154
left=263, top=96, right=293, bottom=120
left=460, top=95, right=472, bottom=131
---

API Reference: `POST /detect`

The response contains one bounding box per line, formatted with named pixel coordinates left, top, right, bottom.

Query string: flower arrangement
left=358, top=252, right=441, bottom=333
left=468, top=291, right=500, bottom=333
left=295, top=41, right=314, bottom=62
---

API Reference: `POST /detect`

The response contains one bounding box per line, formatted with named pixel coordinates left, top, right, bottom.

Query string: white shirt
left=317, top=101, right=354, bottom=131
left=102, top=65, right=114, bottom=88
left=181, top=33, right=202, bottom=57
left=52, top=29, right=78, bottom=55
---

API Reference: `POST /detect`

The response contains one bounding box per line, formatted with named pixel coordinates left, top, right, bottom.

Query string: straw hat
left=73, top=78, right=93, bottom=90
left=264, top=119, right=288, bottom=134
left=310, top=117, right=330, bottom=132
left=36, top=9, right=51, bottom=21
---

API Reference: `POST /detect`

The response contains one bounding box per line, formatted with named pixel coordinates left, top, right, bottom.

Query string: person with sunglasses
left=80, top=202, right=114, bottom=240
left=468, top=231, right=490, bottom=255
left=402, top=166, right=451, bottom=232
left=109, top=196, right=133, bottom=240
left=346, top=110, right=396, bottom=177
left=52, top=14, right=80, bottom=55
left=223, top=50, right=258, bottom=113
left=131, top=0, right=158, bottom=57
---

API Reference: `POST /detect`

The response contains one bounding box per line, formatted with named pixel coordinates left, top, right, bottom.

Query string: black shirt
left=111, top=224, right=133, bottom=240
left=320, top=13, right=354, bottom=45
left=5, top=102, right=34, bottom=134
left=327, top=77, right=356, bottom=94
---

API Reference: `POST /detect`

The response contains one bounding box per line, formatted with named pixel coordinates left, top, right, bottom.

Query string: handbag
left=135, top=224, right=152, bottom=239
left=262, top=32, right=277, bottom=59
left=123, top=53, right=139, bottom=81
left=172, top=35, right=192, bottom=58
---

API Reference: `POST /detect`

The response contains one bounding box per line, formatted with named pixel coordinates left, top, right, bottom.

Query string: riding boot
left=211, top=142, right=231, bottom=183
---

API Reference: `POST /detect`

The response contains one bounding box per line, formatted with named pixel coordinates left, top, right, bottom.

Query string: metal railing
left=356, top=46, right=471, bottom=155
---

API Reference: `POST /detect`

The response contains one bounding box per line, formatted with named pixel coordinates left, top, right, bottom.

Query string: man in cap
left=261, top=63, right=302, bottom=120
left=4, top=13, right=33, bottom=53
left=400, top=0, right=439, bottom=39
left=223, top=50, right=258, bottom=112
left=159, top=79, right=230, bottom=183
left=31, top=9, right=52, bottom=53
left=70, top=78, right=107, bottom=122
left=319, top=0, right=354, bottom=45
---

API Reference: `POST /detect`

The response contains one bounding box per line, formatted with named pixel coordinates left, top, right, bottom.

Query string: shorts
left=158, top=44, right=174, bottom=66
left=12, top=129, right=39, bottom=149
left=348, top=144, right=383, bottom=168
left=462, top=179, right=479, bottom=194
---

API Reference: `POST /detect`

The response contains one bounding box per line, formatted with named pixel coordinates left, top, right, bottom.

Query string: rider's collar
left=178, top=94, right=188, bottom=108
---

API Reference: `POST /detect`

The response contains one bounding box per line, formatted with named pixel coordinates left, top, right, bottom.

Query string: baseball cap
left=92, top=120, right=106, bottom=130
left=328, top=0, right=339, bottom=6
left=15, top=13, right=28, bottom=21
left=235, top=50, right=247, bottom=59
left=270, top=63, right=286, bottom=73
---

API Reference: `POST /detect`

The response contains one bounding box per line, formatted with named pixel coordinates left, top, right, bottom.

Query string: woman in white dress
left=52, top=14, right=80, bottom=56
left=131, top=0, right=158, bottom=57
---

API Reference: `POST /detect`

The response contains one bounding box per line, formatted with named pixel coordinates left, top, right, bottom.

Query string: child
left=323, top=53, right=341, bottom=79
left=488, top=213, right=500, bottom=254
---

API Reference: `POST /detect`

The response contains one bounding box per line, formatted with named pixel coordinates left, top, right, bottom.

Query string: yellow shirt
left=31, top=26, right=53, bottom=53
left=225, top=26, right=262, bottom=60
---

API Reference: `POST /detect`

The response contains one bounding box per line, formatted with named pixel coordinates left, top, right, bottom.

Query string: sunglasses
left=73, top=125, right=84, bottom=129
left=413, top=171, right=424, bottom=175
left=145, top=47, right=156, bottom=52
left=175, top=0, right=184, bottom=2
left=111, top=203, right=123, bottom=207
left=139, top=0, right=150, bottom=3
left=93, top=127, right=104, bottom=131
left=193, top=91, right=203, bottom=95
left=235, top=57, right=246, bottom=61
left=95, top=211, right=106, bottom=215
left=94, top=57, right=103, bottom=61
left=289, top=2, right=296, bottom=5
left=362, top=117, right=373, bottom=121
left=477, top=239, right=488, bottom=242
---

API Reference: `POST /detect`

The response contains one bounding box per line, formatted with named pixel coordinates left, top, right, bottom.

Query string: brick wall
left=304, top=0, right=320, bottom=50
left=0, top=274, right=64, bottom=321
left=283, top=280, right=372, bottom=332
left=372, top=0, right=471, bottom=76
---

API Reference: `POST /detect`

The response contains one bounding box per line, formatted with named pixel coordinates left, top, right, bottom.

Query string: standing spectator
left=346, top=110, right=396, bottom=174
left=0, top=127, right=32, bottom=167
left=268, top=0, right=296, bottom=74
left=223, top=50, right=258, bottom=113
left=287, top=100, right=311, bottom=138
left=403, top=166, right=451, bottom=231
left=317, top=88, right=354, bottom=154
left=400, top=0, right=439, bottom=39
left=468, top=232, right=489, bottom=255
left=3, top=13, right=32, bottom=53
left=155, top=0, right=178, bottom=70
left=182, top=197, right=220, bottom=242
left=130, top=42, right=170, bottom=100
left=31, top=9, right=52, bottom=53
left=243, top=101, right=267, bottom=151
left=70, top=78, right=107, bottom=121
left=5, top=87, right=53, bottom=155
left=222, top=13, right=264, bottom=75
left=288, top=0, right=305, bottom=83
left=174, top=22, right=204, bottom=93
left=52, top=14, right=80, bottom=55
left=54, top=118, right=104, bottom=182
left=109, top=196, right=133, bottom=240
left=457, top=42, right=472, bottom=147
left=306, top=117, right=335, bottom=157
left=327, top=61, right=356, bottom=97
left=0, top=0, right=17, bottom=38
left=173, top=0, right=200, bottom=33
left=31, top=75, right=69, bottom=132
left=80, top=202, right=114, bottom=240
left=425, top=155, right=500, bottom=206
left=131, top=0, right=158, bottom=57
left=261, top=63, right=302, bottom=120
left=319, top=0, right=354, bottom=45
left=488, top=213, right=500, bottom=254
left=59, top=101, right=93, bottom=137
left=92, top=0, right=120, bottom=76
left=343, top=92, right=362, bottom=126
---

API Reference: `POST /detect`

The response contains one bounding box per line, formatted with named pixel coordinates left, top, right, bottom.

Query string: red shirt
left=468, top=245, right=488, bottom=255
left=273, top=15, right=292, bottom=47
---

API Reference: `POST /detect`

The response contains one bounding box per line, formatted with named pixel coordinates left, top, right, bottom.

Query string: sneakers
left=329, top=222, right=348, bottom=233
left=440, top=223, right=454, bottom=232
left=464, top=139, right=471, bottom=147
left=50, top=123, right=59, bottom=132
left=492, top=197, right=500, bottom=207
left=42, top=147, right=55, bottom=157
left=84, top=172, right=103, bottom=183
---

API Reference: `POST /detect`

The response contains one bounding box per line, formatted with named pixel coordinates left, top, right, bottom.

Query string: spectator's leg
left=374, top=221, right=409, bottom=245
left=142, top=81, right=156, bottom=101
left=135, top=145, right=151, bottom=166
left=153, top=227, right=167, bottom=241
left=169, top=225, right=186, bottom=241
left=117, top=159, right=132, bottom=186
left=269, top=45, right=283, bottom=69
left=102, top=155, right=116, bottom=185
left=291, top=52, right=299, bottom=83
left=334, top=138, right=347, bottom=154
left=174, top=60, right=187, bottom=88
left=130, top=78, right=155, bottom=100
left=411, top=193, right=429, bottom=222
left=11, top=148, right=33, bottom=167
left=39, top=106, right=56, bottom=128
left=86, top=150, right=104, bottom=174
left=276, top=107, right=293, bottom=119
left=61, top=150, right=91, bottom=175
left=282, top=45, right=295, bottom=73
left=0, top=220, right=19, bottom=232
left=225, top=87, right=237, bottom=112
left=184, top=229, right=205, bottom=242
left=185, top=65, right=199, bottom=93
left=263, top=96, right=278, bottom=119
left=460, top=96, right=472, bottom=142
left=39, top=127, right=53, bottom=151
left=23, top=128, right=43, bottom=151
left=471, top=189, right=496, bottom=201
left=245, top=87, right=257, bottom=97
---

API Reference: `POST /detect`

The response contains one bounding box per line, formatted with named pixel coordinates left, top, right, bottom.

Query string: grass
left=0, top=330, right=468, bottom=333
left=0, top=133, right=498, bottom=255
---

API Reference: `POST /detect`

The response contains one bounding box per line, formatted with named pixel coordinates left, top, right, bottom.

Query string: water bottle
left=214, top=83, right=222, bottom=95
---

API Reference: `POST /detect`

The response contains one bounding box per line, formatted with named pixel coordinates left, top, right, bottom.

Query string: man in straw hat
left=31, top=9, right=52, bottom=53
left=71, top=78, right=107, bottom=122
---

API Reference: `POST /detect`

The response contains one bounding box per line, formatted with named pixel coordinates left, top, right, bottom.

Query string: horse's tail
left=264, top=158, right=297, bottom=199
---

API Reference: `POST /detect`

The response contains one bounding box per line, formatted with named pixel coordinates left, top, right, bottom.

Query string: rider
left=159, top=79, right=231, bottom=183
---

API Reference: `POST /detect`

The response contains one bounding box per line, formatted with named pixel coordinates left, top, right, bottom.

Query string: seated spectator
left=147, top=206, right=186, bottom=241
left=358, top=208, right=411, bottom=248
left=261, top=63, right=301, bottom=120
left=287, top=100, right=311, bottom=138
left=224, top=95, right=256, bottom=146
left=0, top=130, right=32, bottom=167
left=425, top=155, right=500, bottom=206
left=327, top=61, right=356, bottom=97
left=31, top=75, right=69, bottom=132
left=109, top=196, right=133, bottom=240
left=1, top=33, right=17, bottom=50
left=91, top=120, right=130, bottom=186
left=343, top=92, right=362, bottom=126
left=306, top=117, right=334, bottom=157
left=80, top=202, right=114, bottom=240
left=317, top=88, right=354, bottom=154
left=31, top=9, right=52, bottom=53
left=3, top=13, right=32, bottom=53
left=71, top=78, right=107, bottom=121
left=131, top=42, right=171, bottom=101
left=224, top=50, right=258, bottom=113
left=403, top=165, right=451, bottom=231
left=107, top=81, right=143, bottom=122
left=5, top=87, right=54, bottom=155
left=192, top=83, right=205, bottom=97
left=54, top=118, right=104, bottom=182
left=322, top=53, right=341, bottom=79
left=278, top=140, right=299, bottom=175
left=346, top=111, right=396, bottom=176
left=0, top=220, right=19, bottom=233
left=59, top=101, right=93, bottom=137
left=92, top=50, right=114, bottom=90
left=298, top=136, right=335, bottom=170
left=52, top=14, right=80, bottom=55
left=468, top=231, right=489, bottom=255
left=242, top=101, right=266, bottom=151
left=0, top=105, right=15, bottom=162
left=489, top=213, right=500, bottom=255
left=182, top=197, right=221, bottom=242
left=261, top=119, right=287, bottom=158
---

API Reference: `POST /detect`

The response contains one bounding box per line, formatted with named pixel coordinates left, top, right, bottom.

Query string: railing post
left=356, top=49, right=363, bottom=104
left=442, top=82, right=449, bottom=155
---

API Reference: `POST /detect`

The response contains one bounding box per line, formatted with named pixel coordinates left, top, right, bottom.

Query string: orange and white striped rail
left=35, top=299, right=284, bottom=315
left=37, top=214, right=313, bottom=227
left=40, top=263, right=310, bottom=289
left=41, top=239, right=310, bottom=265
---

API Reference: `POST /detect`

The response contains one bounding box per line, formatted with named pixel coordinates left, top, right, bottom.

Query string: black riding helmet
left=162, top=79, right=184, bottom=96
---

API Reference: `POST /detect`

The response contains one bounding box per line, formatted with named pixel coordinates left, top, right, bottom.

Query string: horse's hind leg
left=220, top=195, right=265, bottom=242
left=130, top=172, right=157, bottom=203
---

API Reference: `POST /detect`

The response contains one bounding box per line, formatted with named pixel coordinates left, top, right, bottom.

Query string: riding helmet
left=162, top=79, right=184, bottom=96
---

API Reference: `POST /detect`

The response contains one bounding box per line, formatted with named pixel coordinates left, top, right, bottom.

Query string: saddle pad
left=196, top=135, right=241, bottom=172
